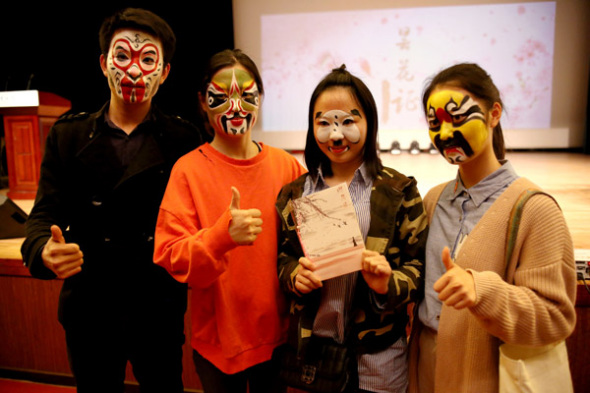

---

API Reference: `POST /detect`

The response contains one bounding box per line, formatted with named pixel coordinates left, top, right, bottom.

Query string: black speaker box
left=0, top=195, right=28, bottom=239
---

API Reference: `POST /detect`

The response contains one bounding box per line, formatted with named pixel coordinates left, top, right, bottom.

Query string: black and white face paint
left=315, top=109, right=362, bottom=144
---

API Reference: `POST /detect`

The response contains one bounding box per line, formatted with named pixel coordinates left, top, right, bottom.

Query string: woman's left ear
left=489, top=102, right=502, bottom=128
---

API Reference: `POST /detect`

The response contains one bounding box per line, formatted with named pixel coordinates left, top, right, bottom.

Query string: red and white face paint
left=104, top=29, right=166, bottom=104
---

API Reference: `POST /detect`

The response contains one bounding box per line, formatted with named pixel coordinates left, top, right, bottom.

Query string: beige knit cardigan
left=407, top=177, right=577, bottom=393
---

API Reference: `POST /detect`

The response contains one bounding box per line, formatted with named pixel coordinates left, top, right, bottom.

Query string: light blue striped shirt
left=418, top=160, right=519, bottom=331
left=303, top=163, right=408, bottom=393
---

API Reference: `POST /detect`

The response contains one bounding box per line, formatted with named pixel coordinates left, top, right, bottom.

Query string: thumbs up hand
left=432, top=246, right=476, bottom=310
left=50, top=224, right=66, bottom=244
left=228, top=187, right=263, bottom=245
left=229, top=186, right=241, bottom=211
left=41, top=225, right=84, bottom=279
left=441, top=246, right=454, bottom=271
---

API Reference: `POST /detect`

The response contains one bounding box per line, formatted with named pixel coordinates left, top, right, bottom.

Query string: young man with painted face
left=153, top=49, right=305, bottom=393
left=21, top=8, right=203, bottom=393
left=407, top=63, right=577, bottom=393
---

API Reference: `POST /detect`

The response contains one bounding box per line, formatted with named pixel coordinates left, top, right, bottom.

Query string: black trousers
left=63, top=293, right=186, bottom=393
left=193, top=349, right=286, bottom=393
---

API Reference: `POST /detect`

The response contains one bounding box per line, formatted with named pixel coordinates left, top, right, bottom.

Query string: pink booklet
left=291, top=183, right=365, bottom=280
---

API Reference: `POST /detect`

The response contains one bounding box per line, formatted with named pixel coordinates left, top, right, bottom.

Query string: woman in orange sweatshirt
left=153, top=49, right=306, bottom=393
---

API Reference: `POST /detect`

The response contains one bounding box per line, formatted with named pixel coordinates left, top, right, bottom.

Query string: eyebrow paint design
left=316, top=109, right=361, bottom=119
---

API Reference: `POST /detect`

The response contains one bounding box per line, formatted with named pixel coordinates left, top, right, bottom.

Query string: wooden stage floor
left=2, top=150, right=589, bottom=251
left=385, top=150, right=590, bottom=250
left=293, top=150, right=590, bottom=250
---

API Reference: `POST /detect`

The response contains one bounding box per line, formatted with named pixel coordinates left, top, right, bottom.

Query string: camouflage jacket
left=275, top=167, right=428, bottom=354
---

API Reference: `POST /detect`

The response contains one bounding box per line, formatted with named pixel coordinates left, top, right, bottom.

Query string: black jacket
left=21, top=103, right=203, bottom=326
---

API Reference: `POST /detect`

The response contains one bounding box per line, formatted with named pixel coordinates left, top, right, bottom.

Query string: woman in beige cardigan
left=407, top=63, right=577, bottom=393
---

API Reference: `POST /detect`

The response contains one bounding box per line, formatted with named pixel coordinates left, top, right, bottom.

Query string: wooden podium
left=0, top=91, right=71, bottom=199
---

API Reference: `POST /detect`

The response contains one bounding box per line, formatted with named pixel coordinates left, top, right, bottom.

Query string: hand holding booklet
left=291, top=183, right=365, bottom=281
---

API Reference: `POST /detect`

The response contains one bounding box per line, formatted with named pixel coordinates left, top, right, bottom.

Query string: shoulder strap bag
left=499, top=189, right=574, bottom=393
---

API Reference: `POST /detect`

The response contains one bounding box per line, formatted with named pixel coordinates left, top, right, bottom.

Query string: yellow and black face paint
left=426, top=90, right=488, bottom=164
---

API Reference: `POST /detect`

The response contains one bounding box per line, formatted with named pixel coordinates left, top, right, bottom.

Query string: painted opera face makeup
left=426, top=89, right=490, bottom=164
left=205, top=66, right=260, bottom=136
left=103, top=29, right=167, bottom=104
left=313, top=87, right=366, bottom=165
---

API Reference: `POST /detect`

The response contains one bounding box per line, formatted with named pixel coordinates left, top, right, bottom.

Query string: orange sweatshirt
left=154, top=142, right=306, bottom=374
